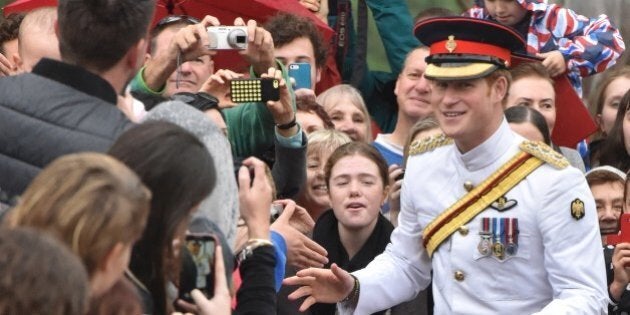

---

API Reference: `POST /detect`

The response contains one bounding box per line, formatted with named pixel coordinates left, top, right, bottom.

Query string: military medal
left=492, top=217, right=505, bottom=260
left=505, top=218, right=519, bottom=256
left=478, top=217, right=492, bottom=256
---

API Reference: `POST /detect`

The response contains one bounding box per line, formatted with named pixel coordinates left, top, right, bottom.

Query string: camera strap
left=332, top=0, right=368, bottom=88
left=176, top=51, right=182, bottom=89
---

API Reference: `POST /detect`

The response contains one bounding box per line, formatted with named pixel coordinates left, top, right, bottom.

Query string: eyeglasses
left=154, top=15, right=200, bottom=30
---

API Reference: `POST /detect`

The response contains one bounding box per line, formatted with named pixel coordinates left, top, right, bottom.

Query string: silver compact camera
left=207, top=26, right=248, bottom=50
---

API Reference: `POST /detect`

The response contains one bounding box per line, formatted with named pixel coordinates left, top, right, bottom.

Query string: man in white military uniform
left=284, top=17, right=607, bottom=314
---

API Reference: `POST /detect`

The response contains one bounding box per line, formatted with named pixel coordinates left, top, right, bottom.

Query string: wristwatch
left=276, top=115, right=297, bottom=130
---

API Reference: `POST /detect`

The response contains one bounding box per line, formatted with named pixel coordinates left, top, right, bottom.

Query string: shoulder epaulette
left=519, top=140, right=569, bottom=169
left=409, top=134, right=453, bottom=156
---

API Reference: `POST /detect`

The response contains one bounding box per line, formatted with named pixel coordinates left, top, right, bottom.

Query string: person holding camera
left=130, top=14, right=297, bottom=160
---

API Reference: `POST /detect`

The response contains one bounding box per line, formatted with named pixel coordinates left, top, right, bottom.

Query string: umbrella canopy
left=4, top=0, right=334, bottom=74
left=153, top=0, right=333, bottom=73
left=3, top=0, right=56, bottom=14
left=512, top=54, right=597, bottom=148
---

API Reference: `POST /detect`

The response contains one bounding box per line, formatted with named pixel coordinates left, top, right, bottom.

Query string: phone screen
left=288, top=63, right=312, bottom=90
left=185, top=234, right=216, bottom=297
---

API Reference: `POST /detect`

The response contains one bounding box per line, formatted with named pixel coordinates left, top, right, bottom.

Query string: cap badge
left=445, top=35, right=457, bottom=53
left=571, top=198, right=585, bottom=220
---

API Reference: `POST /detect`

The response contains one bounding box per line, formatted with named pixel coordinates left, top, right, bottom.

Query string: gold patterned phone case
left=230, top=78, right=280, bottom=103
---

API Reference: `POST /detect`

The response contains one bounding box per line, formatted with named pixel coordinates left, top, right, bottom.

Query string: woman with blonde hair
left=317, top=84, right=373, bottom=143
left=295, top=129, right=352, bottom=222
left=7, top=152, right=151, bottom=298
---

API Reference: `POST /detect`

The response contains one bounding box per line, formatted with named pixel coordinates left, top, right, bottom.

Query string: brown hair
left=296, top=96, right=335, bottom=129
left=590, top=66, right=630, bottom=119
left=0, top=12, right=24, bottom=55
left=264, top=12, right=327, bottom=68
left=0, top=227, right=89, bottom=315
left=325, top=142, right=389, bottom=188
left=586, top=169, right=626, bottom=188
left=509, top=62, right=554, bottom=86
left=8, top=153, right=151, bottom=276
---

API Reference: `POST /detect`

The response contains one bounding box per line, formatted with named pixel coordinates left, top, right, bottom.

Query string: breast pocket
left=468, top=234, right=533, bottom=301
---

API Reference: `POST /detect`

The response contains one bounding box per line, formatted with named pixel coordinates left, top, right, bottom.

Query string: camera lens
left=227, top=28, right=247, bottom=49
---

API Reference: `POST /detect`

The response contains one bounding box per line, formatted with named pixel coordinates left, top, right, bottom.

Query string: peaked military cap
left=414, top=17, right=526, bottom=80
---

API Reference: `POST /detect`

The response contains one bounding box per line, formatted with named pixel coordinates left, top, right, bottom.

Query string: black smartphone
left=230, top=78, right=280, bottom=103
left=180, top=233, right=218, bottom=302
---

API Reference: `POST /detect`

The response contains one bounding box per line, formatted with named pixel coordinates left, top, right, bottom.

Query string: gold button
left=458, top=226, right=469, bottom=236
left=454, top=270, right=465, bottom=281
left=463, top=181, right=474, bottom=192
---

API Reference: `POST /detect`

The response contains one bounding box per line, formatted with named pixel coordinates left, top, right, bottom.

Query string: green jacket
left=129, top=61, right=295, bottom=159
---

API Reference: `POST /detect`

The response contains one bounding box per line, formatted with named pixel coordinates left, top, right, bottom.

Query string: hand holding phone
left=181, top=233, right=219, bottom=302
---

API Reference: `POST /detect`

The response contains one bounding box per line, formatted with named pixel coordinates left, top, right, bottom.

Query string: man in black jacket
left=0, top=0, right=155, bottom=197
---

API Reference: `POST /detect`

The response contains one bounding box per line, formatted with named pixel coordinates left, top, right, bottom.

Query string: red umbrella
left=3, top=0, right=56, bottom=14
left=3, top=0, right=336, bottom=82
left=512, top=54, right=597, bottom=148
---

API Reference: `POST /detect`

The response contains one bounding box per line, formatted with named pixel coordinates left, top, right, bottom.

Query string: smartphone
left=288, top=63, right=312, bottom=90
left=230, top=78, right=280, bottom=103
left=181, top=233, right=218, bottom=302
left=606, top=213, right=629, bottom=245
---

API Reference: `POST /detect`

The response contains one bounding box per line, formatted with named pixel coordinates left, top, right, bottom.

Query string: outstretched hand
left=283, top=263, right=355, bottom=312
left=271, top=200, right=328, bottom=269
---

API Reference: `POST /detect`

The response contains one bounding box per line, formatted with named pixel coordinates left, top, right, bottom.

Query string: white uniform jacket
left=340, top=120, right=607, bottom=314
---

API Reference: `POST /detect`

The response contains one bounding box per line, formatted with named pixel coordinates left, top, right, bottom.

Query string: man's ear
left=315, top=65, right=322, bottom=84
left=53, top=19, right=60, bottom=40
left=127, top=38, right=147, bottom=70
left=492, top=75, right=509, bottom=103
left=12, top=53, right=22, bottom=70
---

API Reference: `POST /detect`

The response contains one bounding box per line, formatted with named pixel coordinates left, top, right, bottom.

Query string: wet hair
left=296, top=96, right=335, bottom=129
left=317, top=84, right=373, bottom=141
left=0, top=12, right=24, bottom=55
left=108, top=121, right=215, bottom=315
left=57, top=0, right=155, bottom=71
left=9, top=153, right=151, bottom=277
left=504, top=105, right=551, bottom=145
left=264, top=12, right=327, bottom=68
left=599, top=89, right=630, bottom=172
left=325, top=141, right=389, bottom=188
left=0, top=227, right=89, bottom=315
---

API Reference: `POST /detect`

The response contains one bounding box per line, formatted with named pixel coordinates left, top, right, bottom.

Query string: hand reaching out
left=271, top=200, right=328, bottom=269
left=283, top=263, right=355, bottom=312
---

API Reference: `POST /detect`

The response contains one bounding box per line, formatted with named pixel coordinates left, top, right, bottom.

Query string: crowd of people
left=0, top=0, right=629, bottom=314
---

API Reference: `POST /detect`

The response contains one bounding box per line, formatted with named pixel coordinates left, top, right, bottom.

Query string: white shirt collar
left=457, top=118, right=516, bottom=171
